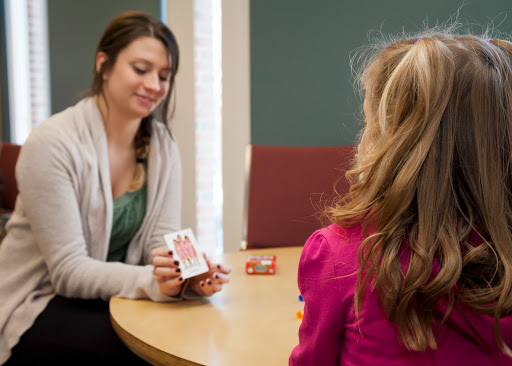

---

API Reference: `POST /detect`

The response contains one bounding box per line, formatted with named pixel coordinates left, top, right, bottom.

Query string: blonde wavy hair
left=328, top=30, right=512, bottom=356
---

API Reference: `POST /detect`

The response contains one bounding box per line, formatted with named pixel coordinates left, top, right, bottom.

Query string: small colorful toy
left=246, top=255, right=276, bottom=274
left=297, top=309, right=304, bottom=319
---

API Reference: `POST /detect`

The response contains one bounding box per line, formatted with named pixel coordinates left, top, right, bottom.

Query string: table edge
left=110, top=313, right=204, bottom=366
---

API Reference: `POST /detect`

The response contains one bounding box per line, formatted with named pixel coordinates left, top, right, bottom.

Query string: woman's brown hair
left=90, top=11, right=179, bottom=191
left=328, top=31, right=512, bottom=356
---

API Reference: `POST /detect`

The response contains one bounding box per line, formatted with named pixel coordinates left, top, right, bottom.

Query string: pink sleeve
left=289, top=230, right=346, bottom=365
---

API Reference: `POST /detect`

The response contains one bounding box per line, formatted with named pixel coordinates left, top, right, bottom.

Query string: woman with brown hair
left=0, top=12, right=230, bottom=365
left=290, top=31, right=512, bottom=365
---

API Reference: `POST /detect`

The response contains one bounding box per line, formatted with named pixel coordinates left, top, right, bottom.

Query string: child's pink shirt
left=289, top=224, right=512, bottom=365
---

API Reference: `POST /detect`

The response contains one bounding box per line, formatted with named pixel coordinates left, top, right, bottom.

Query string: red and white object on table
left=246, top=255, right=276, bottom=275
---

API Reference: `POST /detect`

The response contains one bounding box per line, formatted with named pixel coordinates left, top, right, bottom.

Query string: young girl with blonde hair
left=290, top=31, right=512, bottom=365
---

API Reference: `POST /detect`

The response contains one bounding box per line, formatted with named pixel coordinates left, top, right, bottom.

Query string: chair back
left=243, top=144, right=355, bottom=250
left=0, top=143, right=22, bottom=211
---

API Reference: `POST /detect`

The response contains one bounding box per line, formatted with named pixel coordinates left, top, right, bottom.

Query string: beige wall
left=167, top=1, right=197, bottom=234
left=221, top=0, right=250, bottom=253
left=167, top=0, right=250, bottom=253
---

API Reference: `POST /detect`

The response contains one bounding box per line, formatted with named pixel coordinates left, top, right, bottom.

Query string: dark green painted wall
left=250, top=0, right=512, bottom=146
left=47, top=0, right=160, bottom=115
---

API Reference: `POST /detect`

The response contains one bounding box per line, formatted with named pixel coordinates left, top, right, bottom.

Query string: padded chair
left=242, top=144, right=356, bottom=250
left=0, top=142, right=22, bottom=211
left=0, top=142, right=22, bottom=242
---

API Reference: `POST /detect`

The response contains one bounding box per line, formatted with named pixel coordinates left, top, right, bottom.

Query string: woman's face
left=98, top=36, right=171, bottom=120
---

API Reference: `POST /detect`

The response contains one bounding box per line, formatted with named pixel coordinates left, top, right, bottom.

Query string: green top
left=107, top=182, right=147, bottom=262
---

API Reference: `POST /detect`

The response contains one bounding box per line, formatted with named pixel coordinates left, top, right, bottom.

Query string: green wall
left=47, top=0, right=161, bottom=115
left=250, top=0, right=512, bottom=146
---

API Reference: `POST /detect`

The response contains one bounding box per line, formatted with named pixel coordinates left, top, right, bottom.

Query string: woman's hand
left=188, top=255, right=231, bottom=297
left=151, top=247, right=184, bottom=297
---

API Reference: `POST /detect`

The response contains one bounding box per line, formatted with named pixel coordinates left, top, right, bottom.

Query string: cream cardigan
left=0, top=97, right=184, bottom=364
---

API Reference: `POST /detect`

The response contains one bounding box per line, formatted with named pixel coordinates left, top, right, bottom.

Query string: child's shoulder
left=312, top=222, right=365, bottom=253
left=302, top=223, right=364, bottom=270
left=321, top=222, right=364, bottom=240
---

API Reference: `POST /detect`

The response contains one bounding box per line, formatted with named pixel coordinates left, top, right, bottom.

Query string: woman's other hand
left=151, top=247, right=184, bottom=297
left=188, top=254, right=231, bottom=297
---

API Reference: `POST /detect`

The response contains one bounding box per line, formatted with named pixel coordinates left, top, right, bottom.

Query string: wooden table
left=110, top=246, right=304, bottom=366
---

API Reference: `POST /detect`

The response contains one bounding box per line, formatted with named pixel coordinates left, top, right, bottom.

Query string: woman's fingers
left=212, top=272, right=230, bottom=284
left=203, top=253, right=212, bottom=267
left=151, top=247, right=186, bottom=297
left=153, top=255, right=180, bottom=268
left=152, top=246, right=181, bottom=269
left=158, top=276, right=184, bottom=287
left=197, top=272, right=230, bottom=295
left=151, top=247, right=174, bottom=258
left=215, top=264, right=232, bottom=275
left=158, top=276, right=184, bottom=297
left=207, top=278, right=223, bottom=293
left=198, top=279, right=216, bottom=296
left=153, top=266, right=181, bottom=279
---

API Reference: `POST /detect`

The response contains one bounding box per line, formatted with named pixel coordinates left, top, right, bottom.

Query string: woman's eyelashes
left=132, top=65, right=146, bottom=74
left=132, top=65, right=170, bottom=82
left=158, top=74, right=170, bottom=82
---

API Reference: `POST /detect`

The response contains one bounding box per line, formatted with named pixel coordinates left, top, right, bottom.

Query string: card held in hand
left=163, top=228, right=209, bottom=280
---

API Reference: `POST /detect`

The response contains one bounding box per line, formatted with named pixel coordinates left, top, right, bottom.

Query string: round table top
left=110, top=246, right=304, bottom=366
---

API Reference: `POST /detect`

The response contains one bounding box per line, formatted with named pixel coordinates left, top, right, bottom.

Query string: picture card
left=163, top=228, right=209, bottom=279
